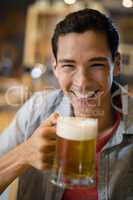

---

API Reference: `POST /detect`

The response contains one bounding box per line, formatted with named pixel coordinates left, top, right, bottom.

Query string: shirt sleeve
left=0, top=93, right=39, bottom=156
left=0, top=89, right=60, bottom=157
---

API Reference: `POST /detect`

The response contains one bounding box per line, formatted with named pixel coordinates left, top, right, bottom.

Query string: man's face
left=53, top=31, right=120, bottom=118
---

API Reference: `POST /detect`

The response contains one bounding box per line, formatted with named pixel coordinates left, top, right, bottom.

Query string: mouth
left=68, top=88, right=104, bottom=117
left=69, top=88, right=104, bottom=117
left=70, top=89, right=100, bottom=101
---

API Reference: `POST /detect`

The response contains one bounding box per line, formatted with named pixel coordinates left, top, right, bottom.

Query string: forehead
left=57, top=31, right=111, bottom=60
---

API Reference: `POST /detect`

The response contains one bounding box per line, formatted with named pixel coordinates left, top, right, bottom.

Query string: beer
left=56, top=117, right=97, bottom=179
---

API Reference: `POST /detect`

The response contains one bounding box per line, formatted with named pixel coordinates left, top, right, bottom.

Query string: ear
left=52, top=57, right=58, bottom=77
left=113, top=52, right=121, bottom=76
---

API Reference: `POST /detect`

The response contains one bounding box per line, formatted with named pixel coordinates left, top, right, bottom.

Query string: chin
left=74, top=107, right=104, bottom=118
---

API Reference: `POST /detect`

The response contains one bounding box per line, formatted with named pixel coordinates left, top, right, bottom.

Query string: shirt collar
left=97, top=112, right=121, bottom=152
left=102, top=121, right=124, bottom=151
left=54, top=94, right=73, bottom=117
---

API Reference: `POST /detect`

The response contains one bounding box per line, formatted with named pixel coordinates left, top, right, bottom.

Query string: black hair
left=51, top=8, right=119, bottom=61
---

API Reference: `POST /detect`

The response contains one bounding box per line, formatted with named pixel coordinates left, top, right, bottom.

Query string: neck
left=98, top=95, right=115, bottom=135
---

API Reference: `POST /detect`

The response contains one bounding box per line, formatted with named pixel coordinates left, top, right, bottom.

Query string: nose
left=73, top=69, right=92, bottom=90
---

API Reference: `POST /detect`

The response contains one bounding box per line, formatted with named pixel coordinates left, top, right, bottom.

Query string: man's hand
left=0, top=112, right=59, bottom=193
left=23, top=112, right=59, bottom=171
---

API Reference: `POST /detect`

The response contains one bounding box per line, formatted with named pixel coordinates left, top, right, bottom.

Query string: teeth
left=74, top=91, right=97, bottom=98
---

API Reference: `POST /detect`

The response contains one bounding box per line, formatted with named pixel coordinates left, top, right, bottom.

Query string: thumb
left=41, top=112, right=59, bottom=127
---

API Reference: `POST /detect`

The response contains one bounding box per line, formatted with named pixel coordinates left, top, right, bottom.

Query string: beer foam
left=56, top=117, right=98, bottom=141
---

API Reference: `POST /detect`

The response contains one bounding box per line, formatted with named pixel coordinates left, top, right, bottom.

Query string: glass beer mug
left=51, top=116, right=98, bottom=188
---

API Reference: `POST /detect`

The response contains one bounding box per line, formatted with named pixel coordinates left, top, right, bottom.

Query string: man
left=0, top=8, right=133, bottom=200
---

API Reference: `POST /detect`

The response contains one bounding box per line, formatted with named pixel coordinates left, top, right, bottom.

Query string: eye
left=61, top=64, right=76, bottom=72
left=62, top=64, right=75, bottom=68
left=60, top=64, right=76, bottom=73
left=90, top=63, right=105, bottom=68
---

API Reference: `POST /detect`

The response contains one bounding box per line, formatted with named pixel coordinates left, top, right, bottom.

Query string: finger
left=40, top=127, right=57, bottom=139
left=42, top=152, right=55, bottom=164
left=41, top=112, right=59, bottom=127
left=41, top=141, right=56, bottom=153
left=42, top=163, right=53, bottom=171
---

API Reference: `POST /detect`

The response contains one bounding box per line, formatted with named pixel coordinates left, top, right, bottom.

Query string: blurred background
left=0, top=0, right=133, bottom=132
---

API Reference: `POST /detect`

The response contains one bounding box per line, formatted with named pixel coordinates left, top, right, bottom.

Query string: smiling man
left=53, top=30, right=119, bottom=133
left=0, top=8, right=133, bottom=200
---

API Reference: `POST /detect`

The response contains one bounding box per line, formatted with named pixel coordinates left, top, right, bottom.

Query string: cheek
left=92, top=70, right=112, bottom=91
left=57, top=73, right=72, bottom=91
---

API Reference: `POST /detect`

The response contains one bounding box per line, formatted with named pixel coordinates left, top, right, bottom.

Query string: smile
left=69, top=89, right=102, bottom=107
left=71, top=89, right=100, bottom=99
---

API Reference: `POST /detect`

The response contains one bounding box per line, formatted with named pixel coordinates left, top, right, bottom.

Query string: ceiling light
left=122, top=0, right=133, bottom=8
left=64, top=0, right=77, bottom=5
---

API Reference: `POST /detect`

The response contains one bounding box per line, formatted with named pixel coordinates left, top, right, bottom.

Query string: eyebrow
left=88, top=57, right=109, bottom=62
left=58, top=59, right=76, bottom=63
left=58, top=57, right=109, bottom=63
